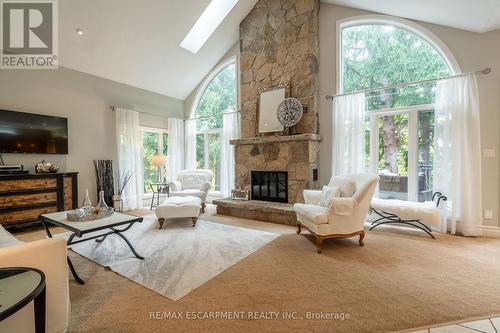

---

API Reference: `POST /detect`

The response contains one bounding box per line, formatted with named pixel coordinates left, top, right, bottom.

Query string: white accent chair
left=294, top=173, right=379, bottom=253
left=169, top=169, right=213, bottom=213
left=0, top=225, right=70, bottom=333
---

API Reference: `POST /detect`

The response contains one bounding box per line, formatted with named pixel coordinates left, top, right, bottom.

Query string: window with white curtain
left=140, top=127, right=168, bottom=193
left=340, top=21, right=453, bottom=202
left=192, top=61, right=237, bottom=192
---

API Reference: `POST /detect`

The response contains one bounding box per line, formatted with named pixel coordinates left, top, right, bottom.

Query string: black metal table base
left=41, top=219, right=144, bottom=285
left=369, top=208, right=436, bottom=239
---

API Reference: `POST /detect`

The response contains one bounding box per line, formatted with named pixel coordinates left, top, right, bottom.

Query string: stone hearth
left=232, top=134, right=320, bottom=204
left=213, top=199, right=296, bottom=226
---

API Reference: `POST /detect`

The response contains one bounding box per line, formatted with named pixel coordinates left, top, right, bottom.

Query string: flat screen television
left=0, top=109, right=68, bottom=154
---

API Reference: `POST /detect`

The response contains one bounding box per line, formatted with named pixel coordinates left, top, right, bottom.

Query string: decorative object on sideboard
left=231, top=189, right=249, bottom=201
left=93, top=160, right=114, bottom=206
left=67, top=206, right=114, bottom=222
left=35, top=160, right=59, bottom=173
left=113, top=170, right=134, bottom=212
left=277, top=98, right=303, bottom=127
left=82, top=189, right=92, bottom=208
left=0, top=164, right=27, bottom=174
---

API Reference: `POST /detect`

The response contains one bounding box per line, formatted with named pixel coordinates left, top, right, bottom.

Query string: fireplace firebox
left=251, top=171, right=288, bottom=203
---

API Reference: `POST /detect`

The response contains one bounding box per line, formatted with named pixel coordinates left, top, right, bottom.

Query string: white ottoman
left=155, top=196, right=202, bottom=229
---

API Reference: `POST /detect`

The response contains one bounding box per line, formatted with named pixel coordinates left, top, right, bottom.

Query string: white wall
left=0, top=67, right=184, bottom=204
left=319, top=4, right=500, bottom=230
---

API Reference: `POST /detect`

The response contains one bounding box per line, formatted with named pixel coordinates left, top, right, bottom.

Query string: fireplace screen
left=251, top=171, right=288, bottom=203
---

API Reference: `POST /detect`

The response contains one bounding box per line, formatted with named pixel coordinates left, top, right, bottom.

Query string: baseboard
left=452, top=224, right=500, bottom=238
left=481, top=225, right=500, bottom=238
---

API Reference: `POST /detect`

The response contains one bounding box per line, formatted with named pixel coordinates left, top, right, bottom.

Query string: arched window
left=192, top=61, right=237, bottom=191
left=338, top=16, right=458, bottom=202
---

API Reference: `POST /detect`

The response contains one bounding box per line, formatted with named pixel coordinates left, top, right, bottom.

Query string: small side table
left=0, top=267, right=46, bottom=333
left=149, top=183, right=170, bottom=210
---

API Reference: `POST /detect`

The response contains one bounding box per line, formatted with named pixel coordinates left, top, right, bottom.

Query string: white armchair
left=0, top=225, right=70, bottom=333
left=294, top=173, right=379, bottom=253
left=169, top=169, right=213, bottom=212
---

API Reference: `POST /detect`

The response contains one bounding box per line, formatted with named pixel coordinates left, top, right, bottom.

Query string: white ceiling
left=60, top=0, right=500, bottom=101
left=322, top=0, right=500, bottom=33
left=59, top=0, right=257, bottom=100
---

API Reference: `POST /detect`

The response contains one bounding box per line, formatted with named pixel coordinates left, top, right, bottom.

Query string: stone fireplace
left=213, top=0, right=321, bottom=225
left=231, top=134, right=320, bottom=204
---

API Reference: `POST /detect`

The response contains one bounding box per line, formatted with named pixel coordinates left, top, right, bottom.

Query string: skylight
left=180, top=0, right=239, bottom=54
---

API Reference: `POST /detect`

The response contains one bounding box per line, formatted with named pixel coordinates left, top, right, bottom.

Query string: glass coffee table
left=0, top=267, right=46, bottom=333
left=39, top=211, right=144, bottom=285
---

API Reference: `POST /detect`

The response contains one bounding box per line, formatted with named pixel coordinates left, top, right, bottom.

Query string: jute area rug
left=63, top=217, right=500, bottom=332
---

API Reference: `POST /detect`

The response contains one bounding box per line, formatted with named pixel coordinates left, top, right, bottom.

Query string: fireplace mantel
left=230, top=133, right=321, bottom=146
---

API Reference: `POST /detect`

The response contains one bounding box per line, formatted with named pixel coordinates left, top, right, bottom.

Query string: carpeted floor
left=15, top=208, right=500, bottom=333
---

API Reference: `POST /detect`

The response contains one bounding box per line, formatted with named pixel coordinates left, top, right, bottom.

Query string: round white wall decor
left=277, top=98, right=303, bottom=127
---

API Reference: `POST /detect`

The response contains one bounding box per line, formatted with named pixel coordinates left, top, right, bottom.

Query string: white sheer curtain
left=220, top=111, right=240, bottom=197
left=332, top=93, right=366, bottom=176
left=115, top=108, right=143, bottom=210
left=167, top=118, right=184, bottom=181
left=434, top=75, right=482, bottom=236
left=185, top=119, right=197, bottom=169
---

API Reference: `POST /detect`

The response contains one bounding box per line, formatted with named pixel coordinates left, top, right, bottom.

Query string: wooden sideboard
left=0, top=172, right=78, bottom=228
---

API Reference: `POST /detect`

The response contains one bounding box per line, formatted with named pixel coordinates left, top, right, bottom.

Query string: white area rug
left=64, top=215, right=279, bottom=300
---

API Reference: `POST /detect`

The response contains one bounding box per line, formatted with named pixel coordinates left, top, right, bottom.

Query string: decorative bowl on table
left=67, top=206, right=115, bottom=222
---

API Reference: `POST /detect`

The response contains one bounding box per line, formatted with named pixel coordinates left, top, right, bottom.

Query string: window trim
left=337, top=15, right=460, bottom=202
left=189, top=56, right=238, bottom=194
left=336, top=14, right=461, bottom=95
left=368, top=105, right=434, bottom=201
left=196, top=128, right=223, bottom=190
left=140, top=126, right=169, bottom=194
left=189, top=56, right=238, bottom=120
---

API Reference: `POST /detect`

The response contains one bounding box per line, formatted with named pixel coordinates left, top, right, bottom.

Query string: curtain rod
left=189, top=109, right=240, bottom=121
left=109, top=105, right=177, bottom=119
left=326, top=68, right=491, bottom=100
left=110, top=105, right=240, bottom=121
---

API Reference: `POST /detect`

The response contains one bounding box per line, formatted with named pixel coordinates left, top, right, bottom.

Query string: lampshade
left=152, top=154, right=167, bottom=167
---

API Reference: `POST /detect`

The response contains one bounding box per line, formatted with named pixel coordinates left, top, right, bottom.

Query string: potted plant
left=113, top=170, right=134, bottom=212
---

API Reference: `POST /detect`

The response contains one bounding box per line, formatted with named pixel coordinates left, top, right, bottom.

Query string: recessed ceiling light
left=180, top=0, right=239, bottom=54
left=76, top=28, right=84, bottom=36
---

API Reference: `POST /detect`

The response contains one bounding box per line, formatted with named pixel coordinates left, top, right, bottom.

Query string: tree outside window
left=341, top=24, right=450, bottom=201
left=193, top=62, right=236, bottom=192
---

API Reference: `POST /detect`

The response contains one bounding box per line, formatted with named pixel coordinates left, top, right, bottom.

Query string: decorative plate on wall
left=277, top=98, right=303, bottom=127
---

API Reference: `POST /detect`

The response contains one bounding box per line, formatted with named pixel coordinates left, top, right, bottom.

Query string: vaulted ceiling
left=59, top=0, right=500, bottom=101
left=322, top=0, right=500, bottom=33
left=59, top=0, right=257, bottom=100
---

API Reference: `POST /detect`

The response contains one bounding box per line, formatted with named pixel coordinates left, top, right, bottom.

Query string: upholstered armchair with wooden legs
left=169, top=169, right=213, bottom=213
left=294, top=173, right=379, bottom=253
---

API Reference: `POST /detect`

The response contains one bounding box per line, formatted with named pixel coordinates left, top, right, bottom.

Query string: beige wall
left=0, top=67, right=184, bottom=204
left=319, top=4, right=500, bottom=229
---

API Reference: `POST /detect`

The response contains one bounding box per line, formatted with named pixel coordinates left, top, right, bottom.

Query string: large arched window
left=192, top=60, right=237, bottom=191
left=338, top=16, right=458, bottom=202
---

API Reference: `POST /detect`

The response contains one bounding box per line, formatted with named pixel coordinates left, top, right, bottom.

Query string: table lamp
left=152, top=154, right=167, bottom=183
